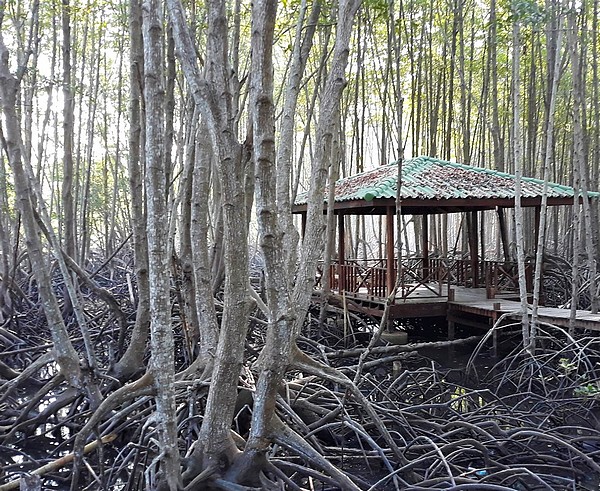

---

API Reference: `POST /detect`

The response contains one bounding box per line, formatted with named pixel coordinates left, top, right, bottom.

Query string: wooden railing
left=318, top=257, right=534, bottom=301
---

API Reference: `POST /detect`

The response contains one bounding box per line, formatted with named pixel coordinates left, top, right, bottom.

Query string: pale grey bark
left=61, top=0, right=76, bottom=260
left=0, top=156, right=11, bottom=323
left=142, top=0, right=180, bottom=487
left=190, top=120, right=219, bottom=367
left=177, top=108, right=201, bottom=358
left=292, top=0, right=362, bottom=336
left=237, top=0, right=284, bottom=474
left=489, top=0, right=505, bottom=172
left=112, top=0, right=150, bottom=381
left=531, top=5, right=563, bottom=341
left=511, top=14, right=530, bottom=348
left=0, top=16, right=83, bottom=388
left=276, top=0, right=320, bottom=277
left=167, top=0, right=252, bottom=469
left=567, top=2, right=598, bottom=314
left=318, top=158, right=340, bottom=330
left=79, top=26, right=102, bottom=264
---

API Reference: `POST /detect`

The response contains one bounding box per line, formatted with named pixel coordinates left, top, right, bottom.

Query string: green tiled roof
left=295, top=156, right=598, bottom=204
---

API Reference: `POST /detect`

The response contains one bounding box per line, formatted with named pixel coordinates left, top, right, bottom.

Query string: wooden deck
left=338, top=284, right=600, bottom=332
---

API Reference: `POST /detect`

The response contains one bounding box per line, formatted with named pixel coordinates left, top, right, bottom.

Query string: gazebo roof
left=293, top=156, right=598, bottom=215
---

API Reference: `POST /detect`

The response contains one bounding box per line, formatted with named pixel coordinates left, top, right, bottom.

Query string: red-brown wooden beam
left=422, top=214, right=429, bottom=281
left=386, top=207, right=395, bottom=296
left=467, top=211, right=479, bottom=287
left=292, top=196, right=587, bottom=214
left=338, top=213, right=345, bottom=292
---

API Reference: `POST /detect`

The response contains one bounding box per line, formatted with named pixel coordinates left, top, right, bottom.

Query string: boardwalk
left=338, top=284, right=600, bottom=333
left=448, top=286, right=600, bottom=332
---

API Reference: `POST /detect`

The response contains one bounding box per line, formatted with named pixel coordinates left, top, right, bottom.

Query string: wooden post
left=386, top=207, right=395, bottom=297
left=422, top=214, right=429, bottom=282
left=301, top=212, right=307, bottom=239
left=492, top=302, right=501, bottom=355
left=492, top=327, right=498, bottom=356
left=448, top=320, right=455, bottom=341
left=338, top=213, right=345, bottom=292
left=533, top=206, right=542, bottom=300
left=534, top=205, right=541, bottom=243
left=480, top=210, right=485, bottom=263
left=467, top=211, right=479, bottom=287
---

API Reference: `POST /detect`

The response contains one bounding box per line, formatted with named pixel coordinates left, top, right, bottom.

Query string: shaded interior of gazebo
left=293, top=156, right=589, bottom=309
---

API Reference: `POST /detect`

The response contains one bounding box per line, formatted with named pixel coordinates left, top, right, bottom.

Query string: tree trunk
left=142, top=0, right=181, bottom=487
left=531, top=1, right=563, bottom=344
left=61, top=0, right=76, bottom=261
left=112, top=0, right=150, bottom=381
left=567, top=1, right=598, bottom=313
left=232, top=0, right=288, bottom=480
left=167, top=0, right=252, bottom=474
left=0, top=22, right=83, bottom=388
left=511, top=12, right=531, bottom=349
left=190, top=119, right=219, bottom=368
left=276, top=0, right=319, bottom=278
left=489, top=0, right=505, bottom=171
left=292, top=0, right=361, bottom=336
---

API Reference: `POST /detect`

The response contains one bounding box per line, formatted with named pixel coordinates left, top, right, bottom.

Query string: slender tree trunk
left=231, top=0, right=289, bottom=479
left=167, top=0, right=252, bottom=473
left=292, top=0, right=362, bottom=336
left=142, top=0, right=180, bottom=487
left=511, top=12, right=531, bottom=349
left=112, top=0, right=150, bottom=380
left=276, top=0, right=319, bottom=278
left=61, top=0, right=76, bottom=260
left=0, top=19, right=83, bottom=388
left=489, top=0, right=505, bottom=171
left=567, top=1, right=598, bottom=313
left=190, top=120, right=219, bottom=369
left=531, top=3, right=563, bottom=344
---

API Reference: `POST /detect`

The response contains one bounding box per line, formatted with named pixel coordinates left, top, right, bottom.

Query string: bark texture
left=142, top=1, right=181, bottom=487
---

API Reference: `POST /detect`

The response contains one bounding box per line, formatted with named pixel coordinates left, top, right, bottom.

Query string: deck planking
left=338, top=284, right=600, bottom=332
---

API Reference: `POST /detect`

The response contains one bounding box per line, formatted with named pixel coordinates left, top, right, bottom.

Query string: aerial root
left=290, top=345, right=409, bottom=465
left=72, top=372, right=154, bottom=457
left=269, top=416, right=362, bottom=491
left=0, top=352, right=54, bottom=403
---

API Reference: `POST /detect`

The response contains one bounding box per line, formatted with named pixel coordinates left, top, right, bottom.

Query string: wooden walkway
left=338, top=284, right=600, bottom=332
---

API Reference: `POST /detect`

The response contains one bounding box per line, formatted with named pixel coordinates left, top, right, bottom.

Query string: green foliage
left=574, top=382, right=600, bottom=398
left=558, top=358, right=600, bottom=399
left=511, top=0, right=547, bottom=25
left=558, top=357, right=577, bottom=375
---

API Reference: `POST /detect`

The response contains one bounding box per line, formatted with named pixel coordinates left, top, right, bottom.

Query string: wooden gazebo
left=293, top=156, right=595, bottom=320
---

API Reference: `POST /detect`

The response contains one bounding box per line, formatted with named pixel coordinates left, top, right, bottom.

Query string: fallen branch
left=0, top=433, right=117, bottom=491
left=329, top=335, right=483, bottom=359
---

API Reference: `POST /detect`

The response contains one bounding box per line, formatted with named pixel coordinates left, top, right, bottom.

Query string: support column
left=386, top=207, right=395, bottom=296
left=531, top=205, right=541, bottom=292
left=534, top=205, right=541, bottom=253
left=422, top=214, right=429, bottom=281
left=447, top=320, right=455, bottom=341
left=301, top=212, right=307, bottom=239
left=467, top=211, right=479, bottom=287
left=338, top=213, right=345, bottom=292
left=480, top=211, right=485, bottom=262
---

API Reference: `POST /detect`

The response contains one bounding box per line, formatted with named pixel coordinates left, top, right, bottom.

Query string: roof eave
left=292, top=196, right=585, bottom=215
